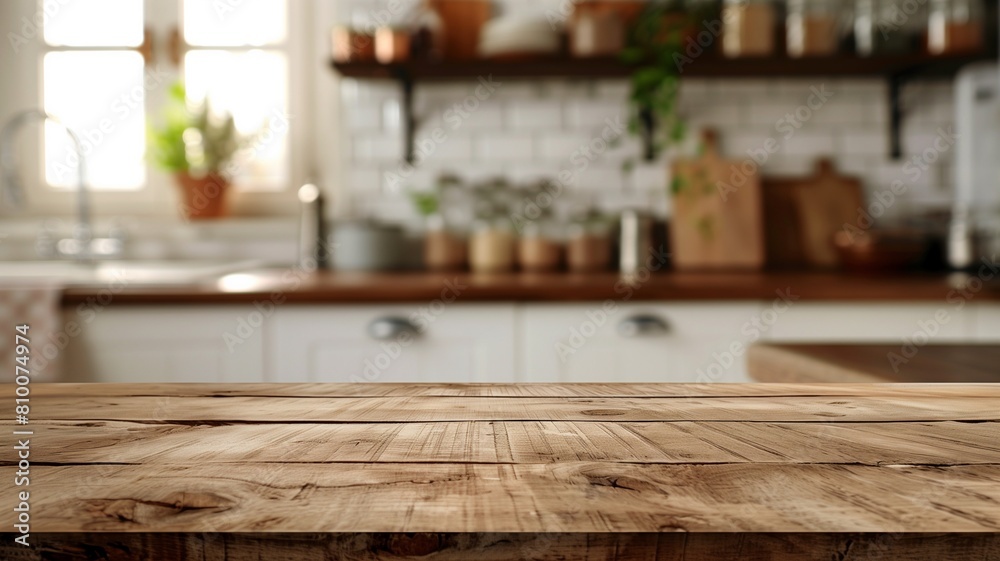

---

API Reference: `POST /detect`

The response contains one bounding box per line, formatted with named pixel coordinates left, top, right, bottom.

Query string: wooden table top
left=749, top=344, right=1000, bottom=383
left=3, top=383, right=999, bottom=560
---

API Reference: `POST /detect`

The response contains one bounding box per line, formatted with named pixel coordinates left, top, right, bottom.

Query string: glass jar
left=410, top=0, right=445, bottom=60
left=854, top=0, right=914, bottom=56
left=566, top=212, right=612, bottom=273
left=722, top=0, right=776, bottom=57
left=927, top=0, right=983, bottom=55
left=570, top=3, right=625, bottom=58
left=787, top=0, right=844, bottom=57
left=518, top=219, right=563, bottom=273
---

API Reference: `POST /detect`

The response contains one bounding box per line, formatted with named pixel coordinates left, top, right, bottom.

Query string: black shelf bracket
left=888, top=73, right=905, bottom=160
left=390, top=68, right=418, bottom=165
left=639, top=106, right=656, bottom=162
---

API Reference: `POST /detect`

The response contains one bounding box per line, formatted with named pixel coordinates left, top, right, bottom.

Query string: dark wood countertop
left=2, top=382, right=999, bottom=559
left=59, top=269, right=1000, bottom=305
left=749, top=343, right=1000, bottom=383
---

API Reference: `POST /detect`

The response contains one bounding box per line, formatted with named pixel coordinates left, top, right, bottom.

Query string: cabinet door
left=520, top=303, right=763, bottom=383
left=268, top=305, right=516, bottom=383
left=974, top=304, right=1000, bottom=341
left=764, top=303, right=975, bottom=342
left=65, top=307, right=265, bottom=383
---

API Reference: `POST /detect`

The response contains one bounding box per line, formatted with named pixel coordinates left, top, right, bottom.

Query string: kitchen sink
left=0, top=259, right=264, bottom=286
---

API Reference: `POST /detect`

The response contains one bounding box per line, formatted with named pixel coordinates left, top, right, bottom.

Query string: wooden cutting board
left=762, top=158, right=865, bottom=268
left=670, top=129, right=765, bottom=270
left=793, top=158, right=865, bottom=268
left=762, top=175, right=807, bottom=267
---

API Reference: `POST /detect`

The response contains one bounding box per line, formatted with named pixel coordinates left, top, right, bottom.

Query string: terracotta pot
left=429, top=0, right=492, bottom=60
left=175, top=172, right=229, bottom=220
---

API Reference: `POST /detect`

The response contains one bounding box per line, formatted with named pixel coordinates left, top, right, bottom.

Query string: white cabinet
left=267, top=305, right=517, bottom=383
left=974, top=304, right=1000, bottom=341
left=65, top=301, right=1000, bottom=383
left=64, top=306, right=264, bottom=383
left=520, top=303, right=763, bottom=383
left=763, top=303, right=976, bottom=343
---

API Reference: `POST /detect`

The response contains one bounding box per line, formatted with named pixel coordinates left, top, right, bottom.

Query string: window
left=39, top=0, right=293, bottom=194
left=42, top=1, right=147, bottom=190
left=181, top=0, right=290, bottom=190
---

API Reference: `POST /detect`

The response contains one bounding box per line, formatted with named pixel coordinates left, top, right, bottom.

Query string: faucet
left=0, top=109, right=121, bottom=262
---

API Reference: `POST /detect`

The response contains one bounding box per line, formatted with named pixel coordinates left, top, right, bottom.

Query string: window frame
left=16, top=0, right=310, bottom=219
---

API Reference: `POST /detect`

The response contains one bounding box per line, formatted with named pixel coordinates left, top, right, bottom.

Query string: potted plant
left=621, top=0, right=710, bottom=161
left=148, top=83, right=243, bottom=220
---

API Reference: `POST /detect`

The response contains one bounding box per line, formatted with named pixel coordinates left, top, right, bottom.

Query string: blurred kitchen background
left=0, top=0, right=998, bottom=385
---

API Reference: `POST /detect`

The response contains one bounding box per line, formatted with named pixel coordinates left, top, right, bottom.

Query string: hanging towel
left=0, top=284, right=63, bottom=382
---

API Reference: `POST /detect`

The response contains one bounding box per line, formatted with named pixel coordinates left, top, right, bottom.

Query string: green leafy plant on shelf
left=148, top=82, right=245, bottom=220
left=620, top=0, right=710, bottom=162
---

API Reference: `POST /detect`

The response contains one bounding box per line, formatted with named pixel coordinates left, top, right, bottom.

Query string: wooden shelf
left=332, top=52, right=995, bottom=80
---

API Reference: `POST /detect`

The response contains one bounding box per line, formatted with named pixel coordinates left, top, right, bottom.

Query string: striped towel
left=0, top=285, right=63, bottom=382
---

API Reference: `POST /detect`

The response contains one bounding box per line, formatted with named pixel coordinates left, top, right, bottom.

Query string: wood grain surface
left=1, top=383, right=998, bottom=560
left=749, top=344, right=1000, bottom=383
left=56, top=270, right=1000, bottom=305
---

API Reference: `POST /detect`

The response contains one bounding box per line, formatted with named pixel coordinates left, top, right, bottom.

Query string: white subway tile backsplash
left=781, top=133, right=837, bottom=156
left=475, top=133, right=535, bottom=161
left=576, top=164, right=625, bottom=191
left=340, top=48, right=955, bottom=223
left=838, top=131, right=888, bottom=157
left=382, top=100, right=402, bottom=130
left=745, top=101, right=798, bottom=127
left=564, top=100, right=627, bottom=128
left=595, top=80, right=631, bottom=99
left=352, top=133, right=403, bottom=163
left=347, top=104, right=381, bottom=131
left=419, top=134, right=475, bottom=164
left=347, top=168, right=382, bottom=194
left=761, top=155, right=815, bottom=176
left=506, top=101, right=563, bottom=130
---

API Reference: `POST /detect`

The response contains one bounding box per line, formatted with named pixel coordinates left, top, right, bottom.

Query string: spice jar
left=410, top=0, right=445, bottom=60
left=424, top=215, right=467, bottom=271
left=469, top=218, right=515, bottom=273
left=569, top=3, right=625, bottom=58
left=854, top=0, right=914, bottom=56
left=518, top=218, right=563, bottom=272
left=566, top=211, right=612, bottom=273
left=927, top=0, right=983, bottom=55
left=722, top=0, right=776, bottom=57
left=331, top=26, right=375, bottom=62
left=787, top=0, right=843, bottom=57
left=375, top=26, right=411, bottom=63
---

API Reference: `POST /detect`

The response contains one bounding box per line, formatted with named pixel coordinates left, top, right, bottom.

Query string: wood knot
left=581, top=409, right=626, bottom=416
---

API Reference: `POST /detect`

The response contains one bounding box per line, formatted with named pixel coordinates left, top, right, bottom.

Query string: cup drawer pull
left=617, top=315, right=670, bottom=338
left=367, top=317, right=419, bottom=341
